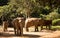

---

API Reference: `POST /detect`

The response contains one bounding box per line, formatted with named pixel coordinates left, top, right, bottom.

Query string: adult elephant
left=12, top=17, right=25, bottom=36
left=25, top=18, right=44, bottom=32
left=25, top=18, right=52, bottom=32
left=41, top=19, right=52, bottom=30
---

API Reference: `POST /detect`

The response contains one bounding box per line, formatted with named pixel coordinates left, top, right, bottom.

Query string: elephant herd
left=25, top=18, right=52, bottom=32
left=3, top=17, right=52, bottom=36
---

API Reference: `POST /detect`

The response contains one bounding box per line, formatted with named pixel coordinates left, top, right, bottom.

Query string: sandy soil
left=0, top=26, right=60, bottom=38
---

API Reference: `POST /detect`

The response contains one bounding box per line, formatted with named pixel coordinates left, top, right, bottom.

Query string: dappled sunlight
left=0, top=26, right=53, bottom=38
left=0, top=26, right=60, bottom=38
left=0, top=26, right=3, bottom=32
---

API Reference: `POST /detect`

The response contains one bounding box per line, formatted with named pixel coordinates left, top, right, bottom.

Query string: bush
left=52, top=19, right=60, bottom=26
left=46, top=11, right=60, bottom=20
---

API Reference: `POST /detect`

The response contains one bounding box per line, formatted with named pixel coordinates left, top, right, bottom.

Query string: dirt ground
left=0, top=26, right=60, bottom=38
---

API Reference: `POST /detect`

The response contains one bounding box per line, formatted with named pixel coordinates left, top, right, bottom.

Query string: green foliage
left=52, top=19, right=60, bottom=26
left=0, top=0, right=60, bottom=19
left=46, top=11, right=60, bottom=20
left=58, top=7, right=60, bottom=14
left=0, top=4, right=18, bottom=20
left=51, top=26, right=60, bottom=30
left=9, top=0, right=60, bottom=18
left=41, top=8, right=50, bottom=15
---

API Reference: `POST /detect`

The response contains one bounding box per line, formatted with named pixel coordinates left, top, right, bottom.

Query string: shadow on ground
left=0, top=32, right=40, bottom=38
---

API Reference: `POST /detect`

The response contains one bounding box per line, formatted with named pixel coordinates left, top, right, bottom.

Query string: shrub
left=52, top=19, right=60, bottom=26
left=46, top=11, right=60, bottom=20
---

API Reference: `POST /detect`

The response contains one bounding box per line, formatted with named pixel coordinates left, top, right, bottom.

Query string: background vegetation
left=0, top=0, right=60, bottom=26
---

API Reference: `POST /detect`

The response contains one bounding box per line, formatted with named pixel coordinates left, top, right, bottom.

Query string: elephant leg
left=17, top=29, right=22, bottom=36
left=49, top=25, right=51, bottom=30
left=4, top=29, right=6, bottom=32
left=46, top=26, right=48, bottom=30
left=14, top=30, right=17, bottom=35
left=26, top=27, right=29, bottom=32
left=36, top=26, right=38, bottom=31
left=41, top=25, right=43, bottom=30
left=5, top=27, right=7, bottom=31
left=20, top=26, right=23, bottom=36
left=3, top=22, right=7, bottom=32
left=14, top=28, right=17, bottom=35
left=16, top=29, right=19, bottom=35
left=4, top=27, right=7, bottom=32
left=35, top=26, right=36, bottom=32
left=35, top=25, right=38, bottom=32
left=14, top=27, right=17, bottom=35
left=16, top=26, right=19, bottom=35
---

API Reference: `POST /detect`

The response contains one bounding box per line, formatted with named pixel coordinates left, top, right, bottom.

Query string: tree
left=9, top=0, right=42, bottom=18
left=46, top=10, right=60, bottom=20
left=1, top=0, right=60, bottom=18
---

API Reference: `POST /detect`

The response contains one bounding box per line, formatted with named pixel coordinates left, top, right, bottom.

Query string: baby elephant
left=3, top=21, right=9, bottom=32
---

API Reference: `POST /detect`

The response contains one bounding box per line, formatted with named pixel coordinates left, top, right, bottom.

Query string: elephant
left=3, top=21, right=9, bottom=32
left=25, top=18, right=52, bottom=32
left=12, top=17, right=25, bottom=36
